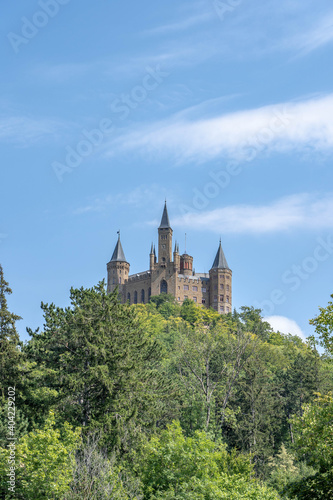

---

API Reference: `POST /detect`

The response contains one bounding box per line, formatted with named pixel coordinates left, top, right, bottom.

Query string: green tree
left=25, top=282, right=176, bottom=452
left=0, top=411, right=81, bottom=499
left=291, top=392, right=333, bottom=471
left=310, top=295, right=333, bottom=355
left=140, top=421, right=280, bottom=500
left=0, top=264, right=22, bottom=401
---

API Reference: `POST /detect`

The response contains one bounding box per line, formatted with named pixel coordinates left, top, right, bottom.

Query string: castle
left=107, top=202, right=232, bottom=313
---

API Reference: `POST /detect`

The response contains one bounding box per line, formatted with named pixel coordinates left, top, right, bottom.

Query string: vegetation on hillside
left=1, top=264, right=333, bottom=499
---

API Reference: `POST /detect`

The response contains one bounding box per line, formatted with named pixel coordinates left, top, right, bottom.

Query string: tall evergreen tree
left=24, top=282, right=177, bottom=452
left=0, top=264, right=22, bottom=401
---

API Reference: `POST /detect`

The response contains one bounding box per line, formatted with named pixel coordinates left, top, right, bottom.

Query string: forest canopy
left=1, top=265, right=333, bottom=499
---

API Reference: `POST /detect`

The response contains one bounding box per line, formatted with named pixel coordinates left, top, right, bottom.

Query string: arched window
left=160, top=280, right=168, bottom=294
left=141, top=289, right=145, bottom=303
left=134, top=291, right=138, bottom=304
left=127, top=292, right=131, bottom=303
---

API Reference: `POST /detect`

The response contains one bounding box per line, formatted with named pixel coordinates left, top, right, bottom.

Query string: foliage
left=66, top=432, right=143, bottom=500
left=0, top=411, right=81, bottom=499
left=0, top=264, right=22, bottom=401
left=24, top=283, right=177, bottom=452
left=310, top=294, right=333, bottom=355
left=290, top=392, right=333, bottom=471
left=267, top=444, right=315, bottom=494
left=140, top=421, right=280, bottom=500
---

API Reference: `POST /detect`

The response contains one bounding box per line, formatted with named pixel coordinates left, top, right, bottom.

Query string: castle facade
left=107, top=202, right=232, bottom=313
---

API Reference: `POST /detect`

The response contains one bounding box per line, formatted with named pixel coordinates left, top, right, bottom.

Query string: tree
left=140, top=421, right=280, bottom=500
left=67, top=432, right=143, bottom=500
left=0, top=411, right=81, bottom=499
left=176, top=322, right=259, bottom=434
left=286, top=393, right=333, bottom=499
left=290, top=392, right=333, bottom=471
left=310, top=295, right=333, bottom=355
left=24, top=282, right=176, bottom=452
left=0, top=264, right=22, bottom=401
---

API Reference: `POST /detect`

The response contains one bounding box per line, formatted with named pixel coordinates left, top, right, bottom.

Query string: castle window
left=193, top=297, right=197, bottom=303
left=201, top=287, right=206, bottom=293
left=148, top=287, right=151, bottom=300
left=214, top=285, right=218, bottom=290
left=192, top=286, right=198, bottom=292
left=178, top=297, right=180, bottom=301
left=226, top=307, right=229, bottom=312
left=184, top=295, right=188, bottom=299
left=134, top=291, right=138, bottom=304
left=220, top=295, right=224, bottom=302
left=127, top=293, right=131, bottom=303
left=113, top=279, right=115, bottom=284
left=183, top=285, right=189, bottom=291
left=226, top=285, right=229, bottom=291
left=221, top=305, right=224, bottom=312
left=226, top=296, right=229, bottom=303
left=202, top=298, right=206, bottom=304
left=214, top=295, right=217, bottom=302
left=141, top=289, right=145, bottom=303
left=160, top=280, right=168, bottom=294
left=178, top=286, right=180, bottom=290
left=119, top=278, right=121, bottom=284
left=220, top=284, right=224, bottom=290
left=226, top=276, right=230, bottom=280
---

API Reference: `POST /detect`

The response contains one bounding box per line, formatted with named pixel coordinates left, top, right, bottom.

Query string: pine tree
left=0, top=264, right=22, bottom=401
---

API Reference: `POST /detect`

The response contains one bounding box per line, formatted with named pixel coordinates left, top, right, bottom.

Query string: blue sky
left=1, top=0, right=333, bottom=343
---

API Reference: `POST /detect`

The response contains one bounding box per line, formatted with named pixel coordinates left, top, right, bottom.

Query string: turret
left=150, top=242, right=155, bottom=270
left=209, top=239, right=232, bottom=314
left=173, top=241, right=180, bottom=271
left=180, top=253, right=193, bottom=276
left=158, top=201, right=173, bottom=265
left=107, top=232, right=130, bottom=295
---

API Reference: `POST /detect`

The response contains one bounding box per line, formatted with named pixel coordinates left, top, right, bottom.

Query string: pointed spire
left=211, top=239, right=230, bottom=270
left=174, top=240, right=178, bottom=253
left=153, top=245, right=156, bottom=256
left=150, top=242, right=154, bottom=254
left=110, top=232, right=127, bottom=262
left=159, top=200, right=171, bottom=229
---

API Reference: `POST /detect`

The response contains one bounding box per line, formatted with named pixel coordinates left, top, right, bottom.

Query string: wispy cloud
left=172, top=193, right=333, bottom=234
left=106, top=94, right=333, bottom=163
left=144, top=12, right=212, bottom=36
left=0, top=115, right=67, bottom=146
left=73, top=185, right=167, bottom=215
left=289, top=11, right=333, bottom=55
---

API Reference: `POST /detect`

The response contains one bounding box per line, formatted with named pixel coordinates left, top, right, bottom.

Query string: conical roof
left=159, top=201, right=171, bottom=229
left=211, top=239, right=230, bottom=270
left=110, top=233, right=127, bottom=262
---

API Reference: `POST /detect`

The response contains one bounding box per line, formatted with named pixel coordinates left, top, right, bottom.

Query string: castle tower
left=149, top=242, right=155, bottom=270
left=173, top=241, right=180, bottom=272
left=209, top=239, right=232, bottom=314
left=180, top=253, right=194, bottom=276
left=158, top=201, right=173, bottom=266
left=107, top=233, right=130, bottom=296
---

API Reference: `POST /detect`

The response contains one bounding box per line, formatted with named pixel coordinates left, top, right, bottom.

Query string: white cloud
left=172, top=193, right=333, bottom=234
left=264, top=315, right=306, bottom=340
left=107, top=94, right=333, bottom=164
